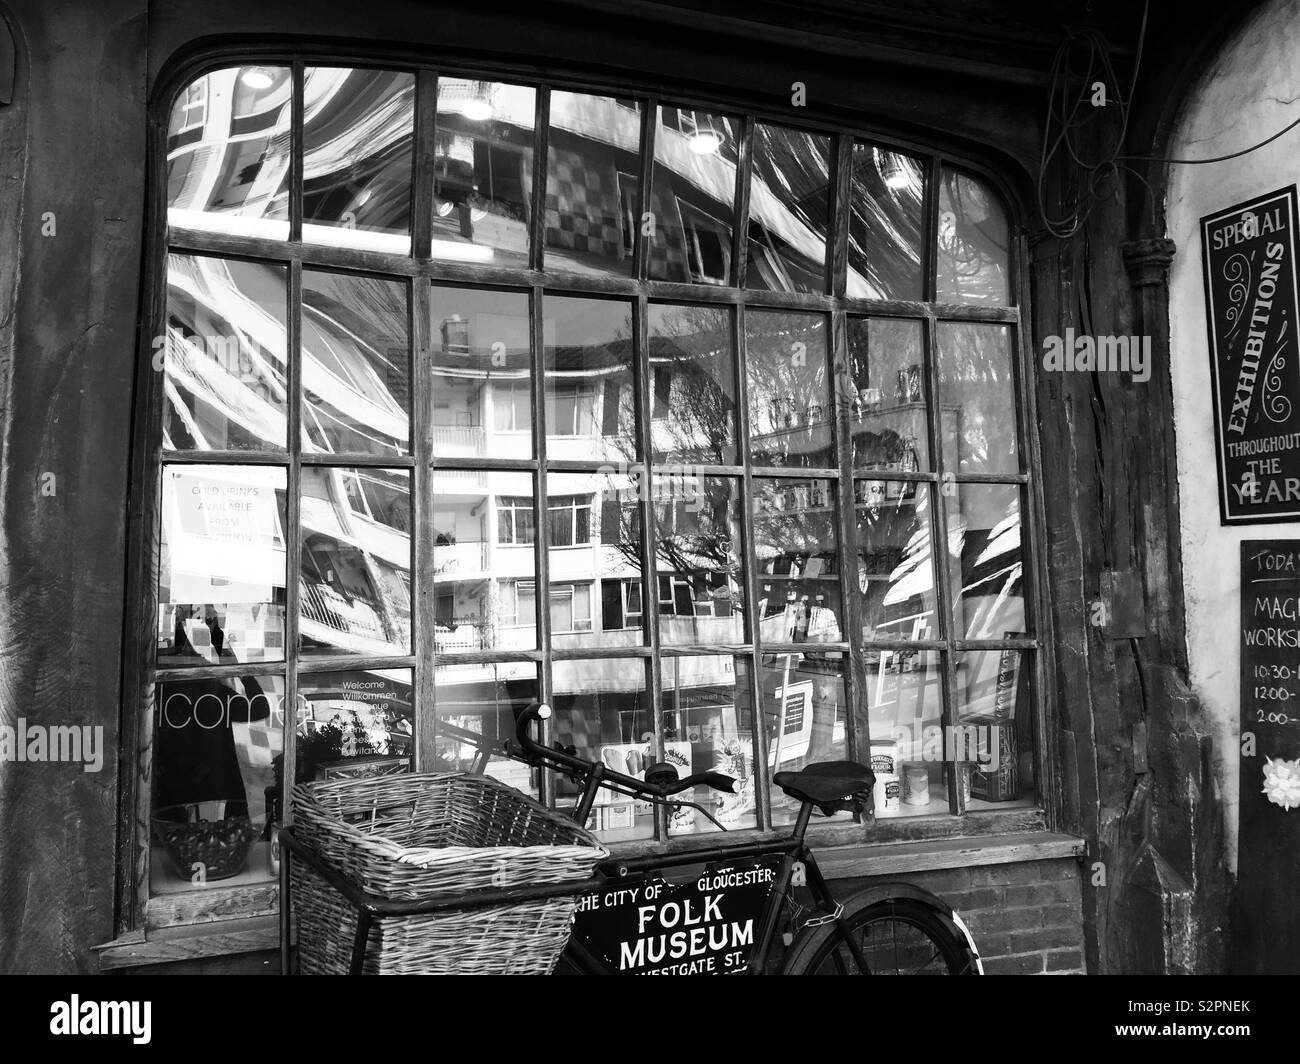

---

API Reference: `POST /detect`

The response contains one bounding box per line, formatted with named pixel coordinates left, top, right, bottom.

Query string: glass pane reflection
left=303, top=68, right=415, bottom=253
left=433, top=662, right=540, bottom=797
left=762, top=654, right=849, bottom=825
left=296, top=669, right=414, bottom=782
left=745, top=310, right=833, bottom=468
left=302, top=270, right=409, bottom=456
left=747, top=124, right=832, bottom=293
left=157, top=465, right=287, bottom=666
left=166, top=66, right=292, bottom=239
left=649, top=107, right=739, bottom=285
left=936, top=322, right=1019, bottom=475
left=863, top=648, right=947, bottom=818
left=433, top=469, right=538, bottom=652
left=548, top=471, right=644, bottom=650
left=299, top=467, right=411, bottom=657
left=542, top=92, right=642, bottom=276
left=163, top=254, right=287, bottom=452
left=151, top=673, right=286, bottom=894
left=946, top=483, right=1027, bottom=640
left=543, top=295, right=636, bottom=462
left=429, top=285, right=533, bottom=461
left=856, top=481, right=939, bottom=642
left=662, top=655, right=757, bottom=834
left=551, top=657, right=655, bottom=842
left=433, top=79, right=536, bottom=267
left=654, top=475, right=745, bottom=645
left=847, top=144, right=925, bottom=300
left=936, top=167, right=1010, bottom=306
left=847, top=317, right=930, bottom=471
left=754, top=478, right=842, bottom=645
left=648, top=303, right=736, bottom=465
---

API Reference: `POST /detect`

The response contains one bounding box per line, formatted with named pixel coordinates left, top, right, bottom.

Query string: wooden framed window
left=124, top=51, right=1047, bottom=930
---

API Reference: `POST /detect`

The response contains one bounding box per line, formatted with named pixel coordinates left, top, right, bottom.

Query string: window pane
left=166, top=66, right=291, bottom=240
left=163, top=254, right=288, bottom=452
left=847, top=317, right=930, bottom=471
left=936, top=321, right=1019, bottom=475
left=433, top=662, right=540, bottom=797
left=303, top=68, right=414, bottom=253
left=955, top=649, right=1034, bottom=807
left=761, top=654, right=850, bottom=826
left=295, top=669, right=414, bottom=782
left=754, top=478, right=842, bottom=644
left=655, top=475, right=744, bottom=645
left=549, top=471, right=644, bottom=650
left=864, top=648, right=948, bottom=818
left=543, top=92, right=642, bottom=276
left=430, top=285, right=532, bottom=460
left=157, top=465, right=287, bottom=666
left=649, top=107, right=739, bottom=285
left=745, top=310, right=833, bottom=468
left=543, top=295, right=636, bottom=460
left=302, top=270, right=410, bottom=456
left=747, top=124, right=832, bottom=293
left=152, top=674, right=286, bottom=894
left=432, top=79, right=536, bottom=267
left=663, top=655, right=757, bottom=834
left=648, top=303, right=737, bottom=465
left=552, top=657, right=656, bottom=842
left=299, top=467, right=411, bottom=656
left=947, top=483, right=1028, bottom=639
left=847, top=143, right=926, bottom=300
left=435, top=470, right=537, bottom=651
left=936, top=167, right=1010, bottom=306
left=856, top=480, right=939, bottom=642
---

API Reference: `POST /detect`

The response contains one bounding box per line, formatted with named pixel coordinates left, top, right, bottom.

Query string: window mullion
left=283, top=260, right=303, bottom=815
left=531, top=283, right=555, bottom=807
left=830, top=134, right=853, bottom=298
left=633, top=97, right=658, bottom=281
left=413, top=275, right=438, bottom=771
left=631, top=292, right=666, bottom=841
left=732, top=300, right=771, bottom=831
left=530, top=90, right=550, bottom=273
left=831, top=309, right=866, bottom=778
left=922, top=309, right=964, bottom=815
left=411, top=69, right=437, bottom=261
left=731, top=117, right=754, bottom=291
left=290, top=61, right=304, bottom=243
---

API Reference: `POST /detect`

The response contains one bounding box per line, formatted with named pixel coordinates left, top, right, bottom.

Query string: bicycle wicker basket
left=290, top=771, right=608, bottom=975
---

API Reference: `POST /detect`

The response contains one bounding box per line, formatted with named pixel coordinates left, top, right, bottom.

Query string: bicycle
left=279, top=701, right=983, bottom=975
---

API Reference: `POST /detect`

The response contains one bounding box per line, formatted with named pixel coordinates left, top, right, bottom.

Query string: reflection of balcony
left=432, top=541, right=489, bottom=577
left=300, top=581, right=385, bottom=639
left=434, top=623, right=486, bottom=652
left=432, top=424, right=487, bottom=457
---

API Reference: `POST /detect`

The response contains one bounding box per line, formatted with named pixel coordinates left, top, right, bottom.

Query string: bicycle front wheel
left=784, top=897, right=979, bottom=975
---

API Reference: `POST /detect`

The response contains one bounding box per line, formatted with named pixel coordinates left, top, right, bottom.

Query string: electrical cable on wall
left=1038, top=0, right=1300, bottom=240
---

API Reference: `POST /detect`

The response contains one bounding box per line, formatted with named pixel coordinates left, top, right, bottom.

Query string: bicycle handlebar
left=514, top=701, right=738, bottom=799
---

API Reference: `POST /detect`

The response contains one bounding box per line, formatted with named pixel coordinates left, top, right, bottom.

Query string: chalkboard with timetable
left=1235, top=541, right=1300, bottom=973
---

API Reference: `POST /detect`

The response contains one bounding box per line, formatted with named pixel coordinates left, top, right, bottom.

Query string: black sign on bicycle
left=570, top=856, right=784, bottom=975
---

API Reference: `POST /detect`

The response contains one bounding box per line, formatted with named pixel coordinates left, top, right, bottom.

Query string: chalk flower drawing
left=1261, top=756, right=1300, bottom=811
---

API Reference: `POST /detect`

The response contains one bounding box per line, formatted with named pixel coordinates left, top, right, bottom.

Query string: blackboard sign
left=570, top=856, right=781, bottom=974
left=1235, top=541, right=1300, bottom=973
left=1201, top=187, right=1300, bottom=523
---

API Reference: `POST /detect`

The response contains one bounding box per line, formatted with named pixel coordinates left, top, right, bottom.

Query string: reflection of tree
left=647, top=304, right=734, bottom=465
left=745, top=310, right=835, bottom=467
left=937, top=169, right=1009, bottom=304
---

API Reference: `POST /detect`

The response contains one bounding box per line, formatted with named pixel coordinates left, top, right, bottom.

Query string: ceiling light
left=688, top=129, right=724, bottom=156
left=463, top=98, right=494, bottom=121
left=436, top=199, right=455, bottom=218
left=240, top=67, right=276, bottom=91
left=875, top=148, right=912, bottom=191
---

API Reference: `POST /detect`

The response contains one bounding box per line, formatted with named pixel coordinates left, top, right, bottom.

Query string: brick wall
left=840, top=857, right=1087, bottom=975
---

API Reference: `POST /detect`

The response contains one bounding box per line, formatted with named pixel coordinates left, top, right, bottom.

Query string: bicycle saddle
left=773, top=761, right=876, bottom=816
